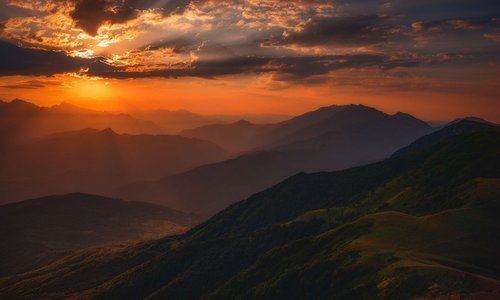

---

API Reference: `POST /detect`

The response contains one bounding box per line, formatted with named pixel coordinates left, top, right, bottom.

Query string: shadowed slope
left=0, top=193, right=199, bottom=277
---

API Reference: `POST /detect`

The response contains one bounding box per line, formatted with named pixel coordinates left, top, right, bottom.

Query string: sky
left=0, top=0, right=499, bottom=121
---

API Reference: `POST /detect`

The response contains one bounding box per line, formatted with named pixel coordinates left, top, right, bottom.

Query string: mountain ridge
left=114, top=104, right=433, bottom=216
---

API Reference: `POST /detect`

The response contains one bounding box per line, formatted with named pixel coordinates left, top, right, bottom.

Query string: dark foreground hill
left=2, top=120, right=498, bottom=299
left=0, top=193, right=199, bottom=277
left=0, top=128, right=228, bottom=204
left=114, top=105, right=432, bottom=216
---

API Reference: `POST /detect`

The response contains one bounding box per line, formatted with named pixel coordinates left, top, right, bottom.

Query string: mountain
left=2, top=120, right=498, bottom=299
left=180, top=120, right=276, bottom=153
left=0, top=99, right=165, bottom=145
left=0, top=128, right=229, bottom=204
left=131, top=110, right=291, bottom=134
left=264, top=104, right=347, bottom=142
left=0, top=193, right=199, bottom=277
left=211, top=113, right=291, bottom=125
left=115, top=105, right=433, bottom=216
left=130, top=109, right=219, bottom=134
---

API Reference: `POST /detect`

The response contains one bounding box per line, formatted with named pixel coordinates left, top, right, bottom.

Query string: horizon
left=1, top=97, right=496, bottom=124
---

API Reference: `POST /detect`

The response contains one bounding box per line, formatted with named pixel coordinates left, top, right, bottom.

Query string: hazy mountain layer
left=0, top=99, right=165, bottom=145
left=180, top=120, right=276, bottom=154
left=0, top=128, right=228, bottom=204
left=115, top=105, right=433, bottom=216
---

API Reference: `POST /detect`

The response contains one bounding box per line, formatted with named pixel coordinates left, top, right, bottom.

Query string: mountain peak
left=343, top=104, right=384, bottom=114
left=234, top=119, right=252, bottom=125
left=392, top=112, right=431, bottom=128
left=10, top=98, right=38, bottom=107
left=100, top=128, right=116, bottom=135
left=0, top=99, right=39, bottom=113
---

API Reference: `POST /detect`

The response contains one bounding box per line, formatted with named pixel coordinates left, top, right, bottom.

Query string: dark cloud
left=144, top=37, right=198, bottom=54
left=69, top=0, right=193, bottom=35
left=265, top=15, right=397, bottom=47
left=0, top=41, right=119, bottom=76
left=412, top=18, right=499, bottom=33
left=70, top=0, right=138, bottom=35
left=0, top=79, right=62, bottom=89
left=92, top=52, right=426, bottom=81
left=0, top=39, right=438, bottom=81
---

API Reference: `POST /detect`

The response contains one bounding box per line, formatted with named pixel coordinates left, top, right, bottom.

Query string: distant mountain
left=209, top=113, right=291, bottom=125
left=259, top=104, right=347, bottom=145
left=131, top=110, right=290, bottom=134
left=0, top=193, right=198, bottom=277
left=0, top=128, right=228, bottom=204
left=3, top=121, right=498, bottom=299
left=115, top=105, right=433, bottom=216
left=130, top=109, right=219, bottom=134
left=180, top=120, right=276, bottom=153
left=0, top=99, right=166, bottom=145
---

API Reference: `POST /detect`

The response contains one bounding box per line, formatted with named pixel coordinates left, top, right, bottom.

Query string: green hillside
left=1, top=121, right=499, bottom=299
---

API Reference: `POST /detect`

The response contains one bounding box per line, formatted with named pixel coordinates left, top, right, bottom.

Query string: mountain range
left=114, top=105, right=433, bottom=216
left=131, top=109, right=289, bottom=134
left=0, top=128, right=228, bottom=204
left=1, top=120, right=498, bottom=299
left=0, top=99, right=165, bottom=145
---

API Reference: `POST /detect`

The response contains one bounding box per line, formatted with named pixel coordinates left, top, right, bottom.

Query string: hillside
left=114, top=105, right=433, bottom=216
left=2, top=120, right=498, bottom=299
left=0, top=193, right=199, bottom=277
left=0, top=128, right=228, bottom=204
left=0, top=99, right=165, bottom=145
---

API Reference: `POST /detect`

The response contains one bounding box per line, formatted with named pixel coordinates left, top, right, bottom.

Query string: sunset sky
left=0, top=0, right=499, bottom=121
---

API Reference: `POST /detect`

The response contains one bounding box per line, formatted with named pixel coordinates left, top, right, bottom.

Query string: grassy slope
left=211, top=179, right=500, bottom=299
left=1, top=127, right=499, bottom=299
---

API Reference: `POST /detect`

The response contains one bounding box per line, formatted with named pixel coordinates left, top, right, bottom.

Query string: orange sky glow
left=0, top=0, right=499, bottom=122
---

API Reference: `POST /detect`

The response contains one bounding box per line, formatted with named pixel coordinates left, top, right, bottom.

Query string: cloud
left=484, top=29, right=500, bottom=42
left=0, top=39, right=468, bottom=83
left=264, top=15, right=397, bottom=47
left=0, top=79, right=62, bottom=89
left=412, top=18, right=498, bottom=33
left=93, top=52, right=427, bottom=81
left=70, top=0, right=138, bottom=36
left=0, top=40, right=119, bottom=76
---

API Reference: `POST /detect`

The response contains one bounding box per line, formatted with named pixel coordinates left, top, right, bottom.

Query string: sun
left=73, top=78, right=114, bottom=101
